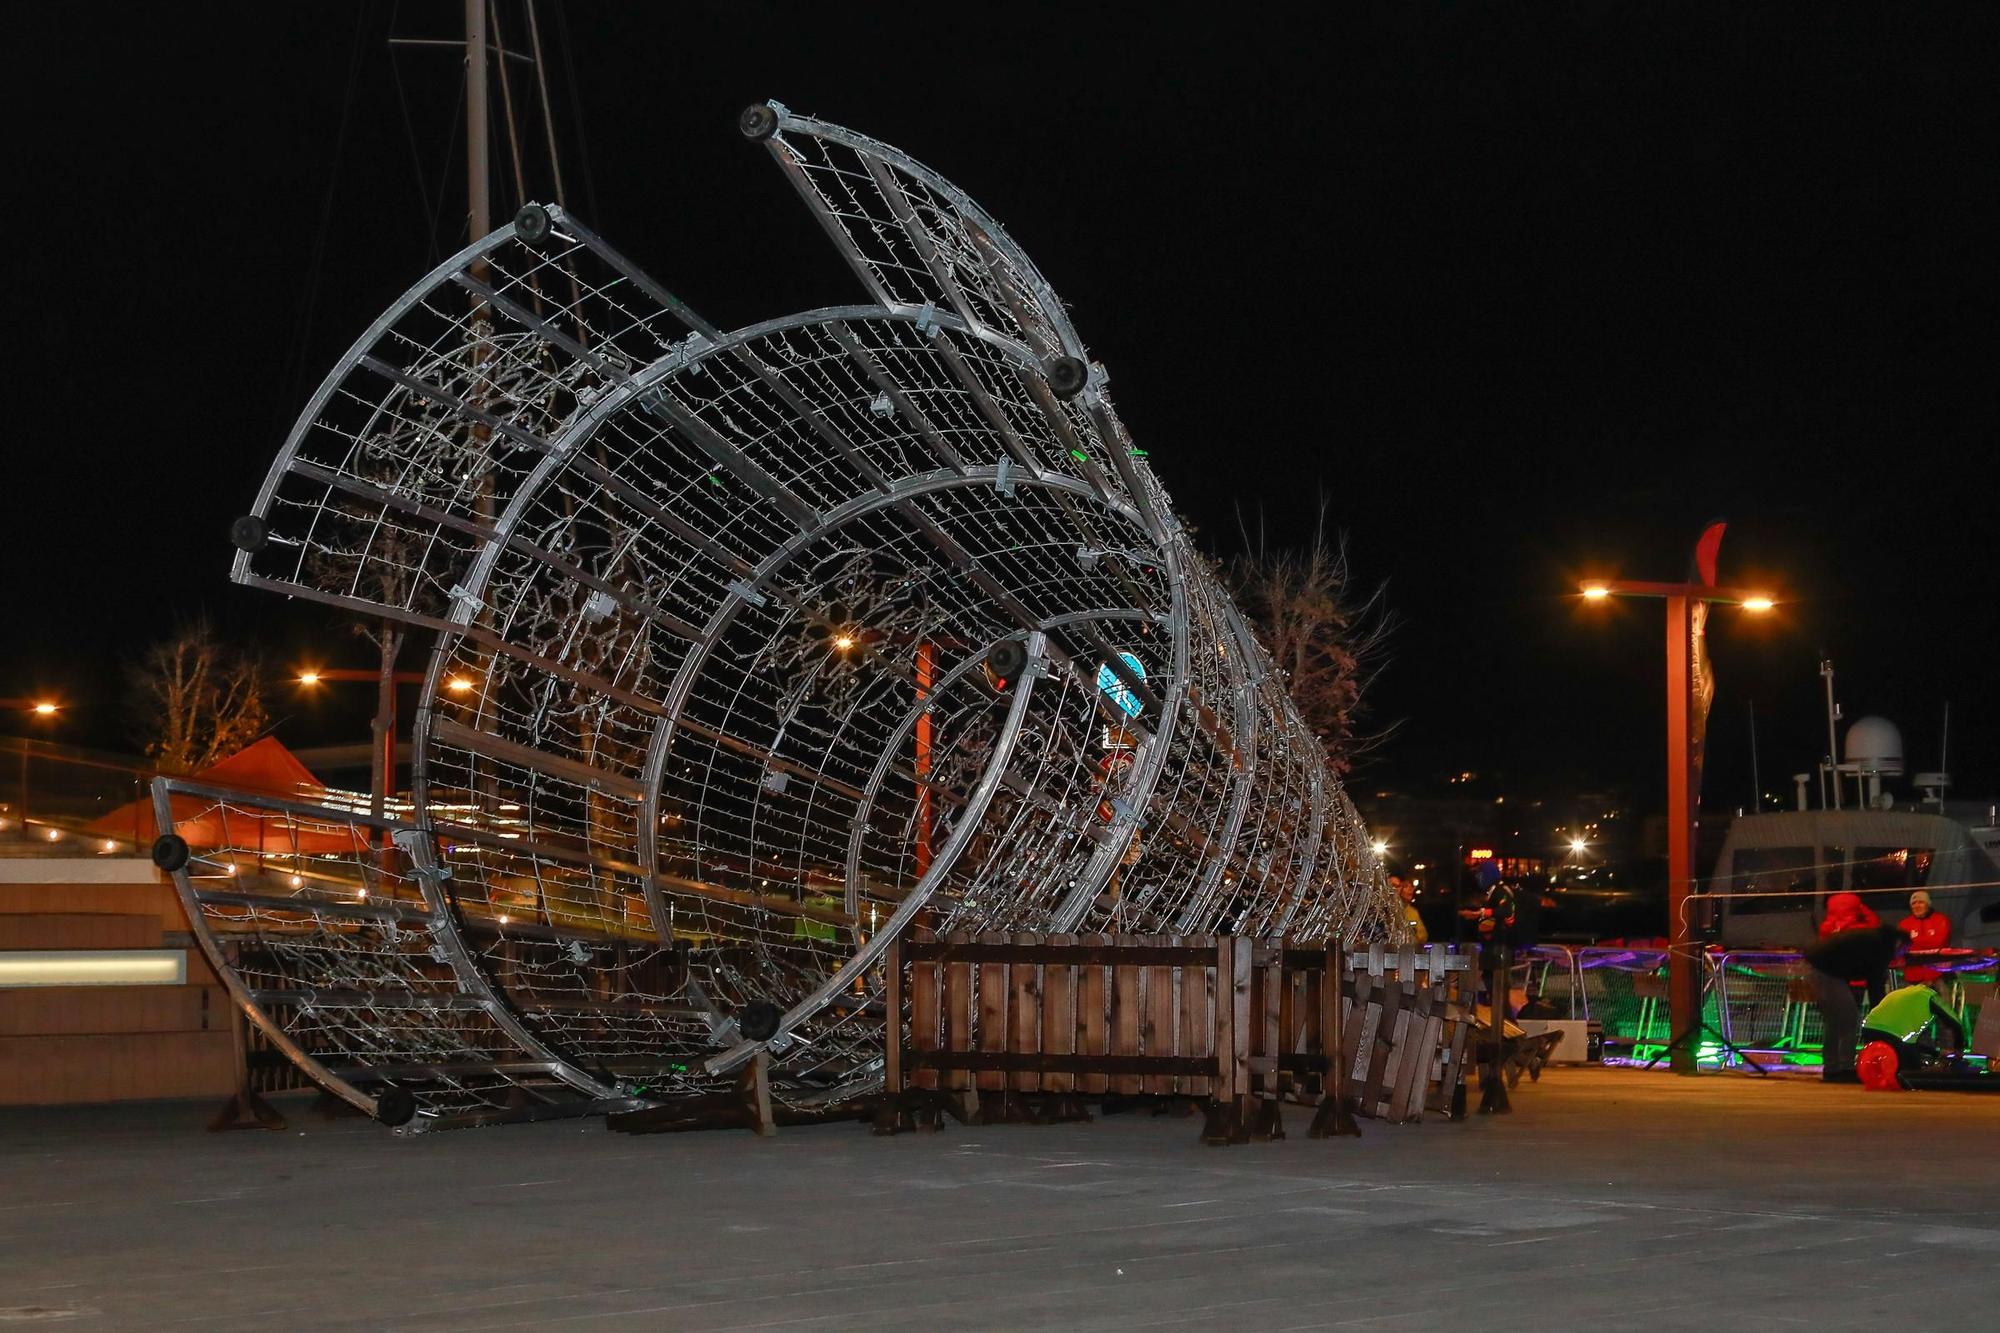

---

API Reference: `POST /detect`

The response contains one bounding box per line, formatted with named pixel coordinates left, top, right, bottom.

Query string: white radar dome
left=1844, top=716, right=1904, bottom=774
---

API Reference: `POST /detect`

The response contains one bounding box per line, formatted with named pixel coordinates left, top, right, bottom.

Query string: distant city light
left=1570, top=837, right=1588, bottom=855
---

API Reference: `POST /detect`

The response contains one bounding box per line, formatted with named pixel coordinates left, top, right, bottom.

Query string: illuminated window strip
left=0, top=950, right=188, bottom=989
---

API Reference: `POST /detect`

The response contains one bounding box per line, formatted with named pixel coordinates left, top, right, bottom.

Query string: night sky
left=6, top=3, right=1995, bottom=812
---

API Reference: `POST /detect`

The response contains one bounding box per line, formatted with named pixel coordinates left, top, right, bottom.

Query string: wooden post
left=1078, top=935, right=1109, bottom=1096
left=743, top=1050, right=776, bottom=1137
left=946, top=931, right=974, bottom=1112
left=208, top=1004, right=287, bottom=1132
left=1039, top=933, right=1073, bottom=1095
left=1479, top=942, right=1513, bottom=1114
left=976, top=932, right=1009, bottom=1099
left=1010, top=931, right=1041, bottom=1096
left=1309, top=942, right=1360, bottom=1138
left=884, top=934, right=904, bottom=1098
left=1181, top=938, right=1212, bottom=1099
left=1110, top=945, right=1142, bottom=1096
left=910, top=932, right=940, bottom=1092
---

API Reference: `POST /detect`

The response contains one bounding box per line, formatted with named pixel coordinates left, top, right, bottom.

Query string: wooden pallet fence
left=1335, top=943, right=1476, bottom=1123
left=886, top=931, right=1250, bottom=1132
left=888, top=931, right=1413, bottom=1142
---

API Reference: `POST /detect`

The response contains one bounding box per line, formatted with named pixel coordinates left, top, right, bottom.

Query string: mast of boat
left=466, top=0, right=490, bottom=250
left=1747, top=699, right=1761, bottom=813
left=1819, top=659, right=1842, bottom=810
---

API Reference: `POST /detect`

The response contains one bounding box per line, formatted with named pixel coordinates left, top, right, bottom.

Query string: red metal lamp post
left=1579, top=576, right=1774, bottom=1074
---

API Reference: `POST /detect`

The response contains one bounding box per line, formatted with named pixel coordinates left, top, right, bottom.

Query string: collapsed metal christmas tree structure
left=157, top=103, right=1405, bottom=1129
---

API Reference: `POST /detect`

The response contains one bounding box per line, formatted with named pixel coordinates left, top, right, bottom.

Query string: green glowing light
left=1069, top=449, right=1089, bottom=462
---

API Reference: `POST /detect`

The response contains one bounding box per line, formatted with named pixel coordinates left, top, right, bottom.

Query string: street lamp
left=1576, top=530, right=1777, bottom=1074
left=294, top=667, right=465, bottom=821
left=3, top=698, right=64, bottom=840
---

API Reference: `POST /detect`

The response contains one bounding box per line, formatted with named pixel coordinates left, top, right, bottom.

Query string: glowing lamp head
left=1740, top=596, right=1775, bottom=613
left=297, top=671, right=321, bottom=687
left=1569, top=837, right=1588, bottom=855
left=1370, top=839, right=1389, bottom=857
left=445, top=676, right=474, bottom=693
left=1580, top=584, right=1610, bottom=601
left=832, top=633, right=856, bottom=651
left=31, top=701, right=59, bottom=716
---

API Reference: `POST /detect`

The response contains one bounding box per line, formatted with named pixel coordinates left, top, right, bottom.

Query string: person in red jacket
left=1897, top=890, right=1951, bottom=986
left=1819, top=891, right=1880, bottom=938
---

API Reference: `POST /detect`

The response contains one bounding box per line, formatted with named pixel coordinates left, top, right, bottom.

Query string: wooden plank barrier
left=880, top=931, right=1478, bottom=1143
left=1334, top=943, right=1477, bottom=1123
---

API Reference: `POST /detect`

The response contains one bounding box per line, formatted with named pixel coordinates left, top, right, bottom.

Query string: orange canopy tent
left=91, top=736, right=369, bottom=855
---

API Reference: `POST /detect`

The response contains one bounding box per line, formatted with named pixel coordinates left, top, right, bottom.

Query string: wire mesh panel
left=152, top=781, right=644, bottom=1129
left=1576, top=947, right=1673, bottom=1049
left=1714, top=950, right=1811, bottom=1053
left=1508, top=945, right=1585, bottom=1017
left=199, top=105, right=1407, bottom=1122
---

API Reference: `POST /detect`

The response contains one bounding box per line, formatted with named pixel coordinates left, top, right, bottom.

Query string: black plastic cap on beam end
left=739, top=103, right=781, bottom=141
left=982, top=638, right=1029, bottom=693
left=738, top=999, right=782, bottom=1042
left=150, top=833, right=191, bottom=873
left=229, top=515, right=267, bottom=553
left=1044, top=356, right=1089, bottom=400
left=374, top=1086, right=419, bottom=1127
left=514, top=203, right=553, bottom=247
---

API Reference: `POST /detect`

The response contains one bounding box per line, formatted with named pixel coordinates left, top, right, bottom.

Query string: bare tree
left=128, top=618, right=269, bottom=774
left=1229, top=510, right=1396, bottom=775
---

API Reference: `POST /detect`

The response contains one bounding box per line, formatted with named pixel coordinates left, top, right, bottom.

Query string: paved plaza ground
left=2, top=1068, right=1997, bottom=1329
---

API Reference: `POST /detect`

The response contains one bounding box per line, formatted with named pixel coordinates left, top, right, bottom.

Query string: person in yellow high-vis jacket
left=1392, top=874, right=1428, bottom=945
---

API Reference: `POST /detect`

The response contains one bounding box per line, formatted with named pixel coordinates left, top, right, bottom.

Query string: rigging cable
left=277, top=3, right=370, bottom=429
left=551, top=0, right=600, bottom=222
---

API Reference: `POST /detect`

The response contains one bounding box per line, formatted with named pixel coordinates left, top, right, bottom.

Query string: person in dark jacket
left=1803, top=924, right=1907, bottom=1081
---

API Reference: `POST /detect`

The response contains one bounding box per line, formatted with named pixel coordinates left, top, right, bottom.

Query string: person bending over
left=1802, top=923, right=1907, bottom=1082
